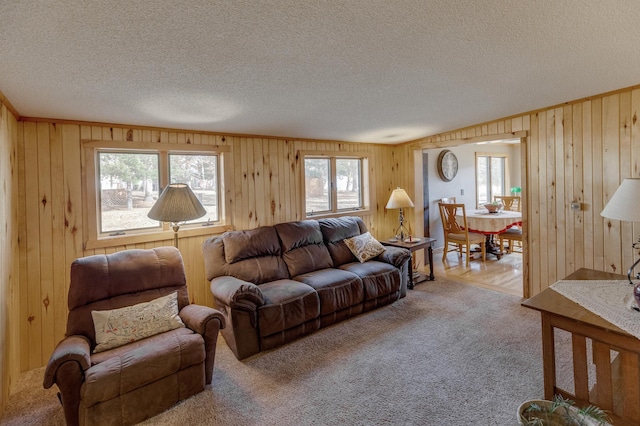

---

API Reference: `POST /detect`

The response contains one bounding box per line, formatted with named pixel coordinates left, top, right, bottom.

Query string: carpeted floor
left=1, top=278, right=550, bottom=425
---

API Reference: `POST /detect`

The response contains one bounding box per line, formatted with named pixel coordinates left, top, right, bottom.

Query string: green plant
left=519, top=395, right=610, bottom=426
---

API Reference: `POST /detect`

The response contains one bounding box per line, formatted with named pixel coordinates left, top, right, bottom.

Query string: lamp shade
left=386, top=187, right=414, bottom=209
left=147, top=183, right=206, bottom=224
left=600, top=178, right=640, bottom=222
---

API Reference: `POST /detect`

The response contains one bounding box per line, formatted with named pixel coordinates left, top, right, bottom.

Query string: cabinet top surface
left=521, top=268, right=629, bottom=335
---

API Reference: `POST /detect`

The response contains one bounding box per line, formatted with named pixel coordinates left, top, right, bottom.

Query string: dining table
left=456, top=209, right=522, bottom=259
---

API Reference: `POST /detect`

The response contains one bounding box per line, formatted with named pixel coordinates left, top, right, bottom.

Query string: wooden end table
left=522, top=268, right=640, bottom=426
left=381, top=237, right=436, bottom=289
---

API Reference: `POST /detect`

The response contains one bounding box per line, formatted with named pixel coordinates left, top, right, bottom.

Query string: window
left=98, top=151, right=160, bottom=233
left=336, top=158, right=362, bottom=210
left=85, top=141, right=230, bottom=248
left=169, top=154, right=219, bottom=224
left=476, top=153, right=508, bottom=206
left=305, top=158, right=331, bottom=213
left=302, top=153, right=369, bottom=217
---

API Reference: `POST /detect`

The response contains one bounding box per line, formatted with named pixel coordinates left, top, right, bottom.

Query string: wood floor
left=416, top=246, right=524, bottom=298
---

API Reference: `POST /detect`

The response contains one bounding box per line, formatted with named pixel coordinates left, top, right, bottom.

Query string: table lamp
left=147, top=183, right=207, bottom=248
left=511, top=186, right=522, bottom=195
left=600, top=178, right=640, bottom=304
left=386, top=187, right=414, bottom=241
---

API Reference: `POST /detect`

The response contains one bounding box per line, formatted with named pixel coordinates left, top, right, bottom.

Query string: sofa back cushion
left=66, top=247, right=190, bottom=346
left=274, top=220, right=334, bottom=277
left=202, top=226, right=289, bottom=284
left=318, top=216, right=368, bottom=266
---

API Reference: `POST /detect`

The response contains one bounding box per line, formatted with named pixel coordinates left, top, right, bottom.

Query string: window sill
left=84, top=223, right=233, bottom=250
left=305, top=209, right=371, bottom=221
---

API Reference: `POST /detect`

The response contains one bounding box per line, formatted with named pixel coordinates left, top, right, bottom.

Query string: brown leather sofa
left=203, top=216, right=411, bottom=360
left=43, top=247, right=225, bottom=426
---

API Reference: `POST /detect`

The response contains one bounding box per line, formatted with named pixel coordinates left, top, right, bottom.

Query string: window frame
left=83, top=140, right=232, bottom=249
left=475, top=152, right=509, bottom=208
left=299, top=151, right=372, bottom=219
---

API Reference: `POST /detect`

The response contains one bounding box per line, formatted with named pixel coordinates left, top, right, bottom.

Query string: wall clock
left=437, top=150, right=458, bottom=182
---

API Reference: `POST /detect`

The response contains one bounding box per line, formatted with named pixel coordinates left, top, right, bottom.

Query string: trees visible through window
left=305, top=158, right=331, bottom=213
left=98, top=152, right=160, bottom=233
left=336, top=158, right=361, bottom=210
left=476, top=154, right=507, bottom=206
left=304, top=156, right=365, bottom=216
left=169, top=154, right=219, bottom=224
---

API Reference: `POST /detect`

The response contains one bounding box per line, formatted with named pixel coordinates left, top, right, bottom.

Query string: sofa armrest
left=210, top=275, right=265, bottom=310
left=43, top=335, right=91, bottom=389
left=376, top=246, right=411, bottom=268
left=180, top=304, right=226, bottom=334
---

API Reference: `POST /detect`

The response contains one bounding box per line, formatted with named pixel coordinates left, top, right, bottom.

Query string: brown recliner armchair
left=43, top=247, right=225, bottom=426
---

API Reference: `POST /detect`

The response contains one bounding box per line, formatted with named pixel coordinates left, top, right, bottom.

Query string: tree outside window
left=98, top=152, right=160, bottom=233
left=305, top=158, right=330, bottom=213
left=169, top=154, right=219, bottom=223
left=304, top=156, right=365, bottom=216
left=336, top=158, right=361, bottom=210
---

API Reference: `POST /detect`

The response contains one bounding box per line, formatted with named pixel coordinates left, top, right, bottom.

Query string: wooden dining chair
left=499, top=227, right=523, bottom=253
left=438, top=202, right=486, bottom=266
left=494, top=195, right=521, bottom=212
left=494, top=196, right=522, bottom=252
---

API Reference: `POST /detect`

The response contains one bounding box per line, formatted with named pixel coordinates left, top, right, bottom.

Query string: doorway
left=412, top=134, right=527, bottom=297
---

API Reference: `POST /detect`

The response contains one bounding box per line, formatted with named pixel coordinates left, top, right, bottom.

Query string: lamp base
left=627, top=256, right=640, bottom=307
left=172, top=224, right=180, bottom=248
left=394, top=207, right=411, bottom=241
left=394, top=223, right=411, bottom=241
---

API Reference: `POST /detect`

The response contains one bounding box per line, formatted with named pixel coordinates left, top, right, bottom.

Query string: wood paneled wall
left=402, top=85, right=640, bottom=297
left=14, top=121, right=400, bottom=371
left=9, top=84, right=640, bottom=380
left=0, top=102, right=19, bottom=411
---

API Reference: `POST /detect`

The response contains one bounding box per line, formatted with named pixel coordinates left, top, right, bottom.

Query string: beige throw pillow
left=91, top=291, right=185, bottom=353
left=344, top=231, right=386, bottom=263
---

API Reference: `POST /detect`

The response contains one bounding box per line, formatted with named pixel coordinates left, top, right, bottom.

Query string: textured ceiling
left=2, top=1, right=640, bottom=144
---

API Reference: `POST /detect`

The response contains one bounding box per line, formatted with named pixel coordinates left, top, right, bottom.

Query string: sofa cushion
left=318, top=217, right=367, bottom=266
left=257, top=279, right=320, bottom=337
left=274, top=220, right=333, bottom=277
left=340, top=261, right=400, bottom=301
left=83, top=328, right=204, bottom=406
left=344, top=232, right=386, bottom=263
left=92, top=292, right=185, bottom=353
left=293, top=268, right=364, bottom=315
left=202, top=233, right=289, bottom=285
left=223, top=226, right=281, bottom=264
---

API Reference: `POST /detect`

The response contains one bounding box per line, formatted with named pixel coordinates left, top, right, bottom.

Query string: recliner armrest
left=376, top=246, right=411, bottom=268
left=43, top=335, right=91, bottom=389
left=210, top=276, right=265, bottom=310
left=180, top=304, right=226, bottom=335
left=180, top=303, right=226, bottom=385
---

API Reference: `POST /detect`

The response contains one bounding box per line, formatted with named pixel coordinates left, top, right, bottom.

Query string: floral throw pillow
left=344, top=231, right=386, bottom=263
left=91, top=291, right=185, bottom=353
